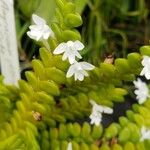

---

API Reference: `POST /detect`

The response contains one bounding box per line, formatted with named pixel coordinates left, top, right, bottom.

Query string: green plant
left=1, top=0, right=150, bottom=149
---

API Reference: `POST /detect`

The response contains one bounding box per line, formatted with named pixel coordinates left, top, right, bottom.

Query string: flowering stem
left=42, top=40, right=50, bottom=51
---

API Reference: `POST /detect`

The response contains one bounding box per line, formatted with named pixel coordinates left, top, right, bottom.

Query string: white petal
left=140, top=126, right=150, bottom=141
left=90, top=100, right=103, bottom=113
left=145, top=73, right=150, bottom=80
left=89, top=100, right=96, bottom=106
left=142, top=56, right=150, bottom=65
left=74, top=40, right=84, bottom=50
left=140, top=99, right=147, bottom=104
left=29, top=25, right=40, bottom=30
left=69, top=57, right=76, bottom=64
left=140, top=56, right=150, bottom=80
left=80, top=70, right=89, bottom=77
left=74, top=62, right=82, bottom=70
left=67, top=51, right=76, bottom=64
left=103, top=106, right=113, bottom=114
left=66, top=65, right=75, bottom=78
left=32, top=14, right=46, bottom=25
left=53, top=43, right=67, bottom=54
left=80, top=62, right=95, bottom=70
left=43, top=32, right=50, bottom=40
left=140, top=69, right=145, bottom=76
left=67, top=142, right=72, bottom=150
left=67, top=41, right=74, bottom=47
left=27, top=31, right=34, bottom=39
left=74, top=50, right=82, bottom=59
left=27, top=31, right=41, bottom=41
left=62, top=52, right=68, bottom=61
left=75, top=71, right=84, bottom=81
left=144, top=131, right=150, bottom=139
left=90, top=112, right=102, bottom=126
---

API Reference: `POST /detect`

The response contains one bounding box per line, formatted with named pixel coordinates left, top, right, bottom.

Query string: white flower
left=90, top=111, right=102, bottom=126
left=89, top=100, right=113, bottom=126
left=133, top=78, right=149, bottom=104
left=140, top=56, right=150, bottom=79
left=53, top=40, right=84, bottom=64
left=67, top=142, right=72, bottom=150
left=140, top=126, right=150, bottom=141
left=66, top=61, right=95, bottom=81
left=27, top=14, right=54, bottom=41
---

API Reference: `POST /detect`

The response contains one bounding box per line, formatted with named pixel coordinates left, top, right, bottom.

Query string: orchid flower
left=27, top=14, right=54, bottom=41
left=133, top=78, right=149, bottom=104
left=53, top=40, right=84, bottom=64
left=66, top=61, right=95, bottom=81
left=27, top=14, right=54, bottom=50
left=140, top=126, right=150, bottom=141
left=140, top=56, right=150, bottom=80
left=89, top=100, right=113, bottom=126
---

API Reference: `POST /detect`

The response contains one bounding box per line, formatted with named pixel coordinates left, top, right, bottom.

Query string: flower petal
left=90, top=111, right=102, bottom=125
left=142, top=56, right=150, bottom=65
left=68, top=54, right=76, bottom=64
left=75, top=71, right=84, bottom=81
left=74, top=40, right=84, bottom=50
left=89, top=100, right=96, bottom=106
left=27, top=31, right=41, bottom=41
left=80, top=62, right=95, bottom=70
left=67, top=142, right=72, bottom=150
left=66, top=65, right=75, bottom=78
left=103, top=106, right=113, bottom=114
left=29, top=25, right=40, bottom=30
left=32, top=14, right=46, bottom=25
left=140, top=126, right=150, bottom=141
left=53, top=43, right=67, bottom=54
left=145, top=72, right=150, bottom=80
left=62, top=52, right=68, bottom=61
left=81, top=70, right=89, bottom=77
left=74, top=50, right=82, bottom=59
left=67, top=41, right=74, bottom=47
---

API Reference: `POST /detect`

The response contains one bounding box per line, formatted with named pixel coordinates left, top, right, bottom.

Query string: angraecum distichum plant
left=1, top=0, right=150, bottom=149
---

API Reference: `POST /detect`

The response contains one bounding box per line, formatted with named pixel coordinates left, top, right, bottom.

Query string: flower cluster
left=53, top=41, right=95, bottom=81
left=27, top=14, right=95, bottom=81
left=133, top=56, right=150, bottom=104
left=89, top=100, right=113, bottom=126
left=133, top=56, right=150, bottom=141
left=27, top=14, right=150, bottom=144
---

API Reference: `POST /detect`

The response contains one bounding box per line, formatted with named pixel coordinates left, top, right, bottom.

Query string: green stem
left=42, top=40, right=50, bottom=51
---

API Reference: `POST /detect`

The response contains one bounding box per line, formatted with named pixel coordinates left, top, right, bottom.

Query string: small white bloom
left=67, top=142, right=72, bottom=150
left=89, top=100, right=113, bottom=126
left=89, top=111, right=102, bottom=126
left=27, top=14, right=54, bottom=41
left=140, top=56, right=150, bottom=79
left=140, top=126, right=150, bottom=141
left=133, top=78, right=149, bottom=104
left=66, top=61, right=95, bottom=81
left=53, top=40, right=84, bottom=64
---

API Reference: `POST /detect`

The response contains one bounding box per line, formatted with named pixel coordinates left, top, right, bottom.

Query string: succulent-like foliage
left=1, top=0, right=150, bottom=149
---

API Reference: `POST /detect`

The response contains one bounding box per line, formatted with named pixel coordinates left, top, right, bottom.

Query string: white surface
left=0, top=0, right=20, bottom=85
